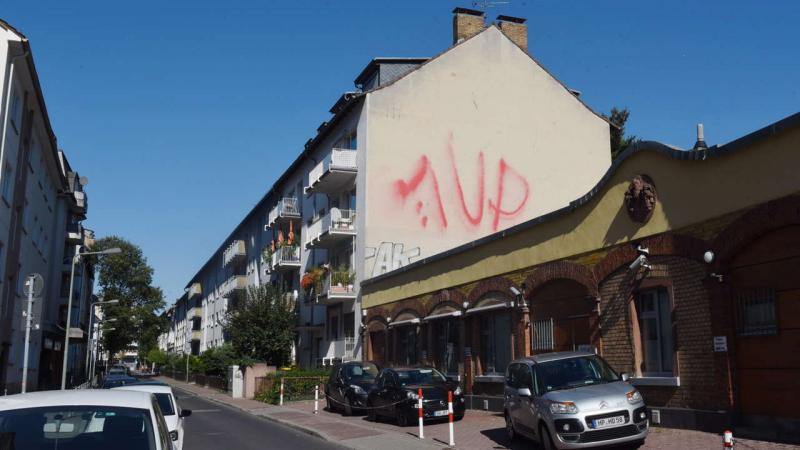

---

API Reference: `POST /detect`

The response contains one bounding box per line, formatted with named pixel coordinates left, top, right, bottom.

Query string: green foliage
left=198, top=344, right=252, bottom=376
left=224, top=285, right=297, bottom=366
left=145, top=349, right=168, bottom=367
left=93, top=236, right=166, bottom=356
left=331, top=265, right=354, bottom=286
left=604, top=107, right=639, bottom=160
left=254, top=368, right=330, bottom=404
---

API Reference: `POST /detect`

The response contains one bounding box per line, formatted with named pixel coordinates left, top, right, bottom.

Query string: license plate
left=592, top=415, right=625, bottom=428
left=433, top=410, right=449, bottom=417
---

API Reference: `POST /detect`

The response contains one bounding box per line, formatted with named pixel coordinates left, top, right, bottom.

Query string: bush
left=255, top=368, right=331, bottom=405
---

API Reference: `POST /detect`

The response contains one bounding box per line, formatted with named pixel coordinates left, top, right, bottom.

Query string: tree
left=605, top=107, right=638, bottom=160
left=93, top=236, right=166, bottom=358
left=224, top=285, right=296, bottom=366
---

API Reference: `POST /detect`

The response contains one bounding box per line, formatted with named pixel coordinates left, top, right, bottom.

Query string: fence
left=255, top=376, right=326, bottom=404
left=164, top=370, right=228, bottom=392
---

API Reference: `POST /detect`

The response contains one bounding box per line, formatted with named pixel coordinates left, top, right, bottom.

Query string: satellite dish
left=79, top=176, right=89, bottom=186
left=24, top=273, right=44, bottom=297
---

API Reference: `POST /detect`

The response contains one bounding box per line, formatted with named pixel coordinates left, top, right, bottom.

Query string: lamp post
left=91, top=325, right=116, bottom=380
left=61, top=246, right=121, bottom=390
left=85, top=299, right=118, bottom=382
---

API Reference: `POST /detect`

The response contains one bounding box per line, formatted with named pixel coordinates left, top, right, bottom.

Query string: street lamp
left=85, top=299, right=119, bottom=381
left=61, top=246, right=122, bottom=390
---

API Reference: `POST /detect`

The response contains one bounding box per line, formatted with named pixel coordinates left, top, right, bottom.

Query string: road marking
left=189, top=409, right=222, bottom=413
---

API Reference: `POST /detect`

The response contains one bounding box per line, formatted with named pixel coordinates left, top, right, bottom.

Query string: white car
left=0, top=389, right=175, bottom=449
left=114, top=382, right=191, bottom=450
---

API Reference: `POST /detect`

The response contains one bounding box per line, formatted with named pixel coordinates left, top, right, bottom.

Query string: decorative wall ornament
left=624, top=175, right=657, bottom=224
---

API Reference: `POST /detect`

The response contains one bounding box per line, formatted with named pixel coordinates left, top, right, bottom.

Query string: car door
left=515, top=364, right=538, bottom=437
left=505, top=363, right=522, bottom=428
left=331, top=366, right=344, bottom=405
left=372, top=370, right=389, bottom=414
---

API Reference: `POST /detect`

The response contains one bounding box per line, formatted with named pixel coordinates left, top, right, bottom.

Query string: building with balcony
left=164, top=9, right=615, bottom=368
left=0, top=19, right=97, bottom=392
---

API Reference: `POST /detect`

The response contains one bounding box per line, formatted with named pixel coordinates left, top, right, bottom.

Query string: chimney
left=452, top=7, right=485, bottom=45
left=693, top=123, right=708, bottom=151
left=496, top=15, right=528, bottom=52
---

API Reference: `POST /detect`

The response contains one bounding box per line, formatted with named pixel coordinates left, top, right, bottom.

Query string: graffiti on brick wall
left=393, top=133, right=530, bottom=233
left=365, top=242, right=421, bottom=277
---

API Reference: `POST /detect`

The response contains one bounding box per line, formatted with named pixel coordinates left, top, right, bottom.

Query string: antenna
left=472, top=0, right=510, bottom=9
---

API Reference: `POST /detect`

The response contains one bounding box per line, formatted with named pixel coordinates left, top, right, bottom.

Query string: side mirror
left=517, top=387, right=532, bottom=398
left=179, top=409, right=192, bottom=418
left=621, top=373, right=630, bottom=382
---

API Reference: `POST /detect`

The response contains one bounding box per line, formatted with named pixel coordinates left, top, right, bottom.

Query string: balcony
left=267, top=197, right=301, bottom=228
left=317, top=271, right=356, bottom=305
left=191, top=330, right=202, bottom=341
left=220, top=275, right=247, bottom=297
left=188, top=283, right=202, bottom=299
left=270, top=245, right=301, bottom=272
left=191, top=306, right=202, bottom=319
left=318, top=337, right=357, bottom=367
left=304, top=148, right=357, bottom=195
left=223, top=240, right=246, bottom=267
left=304, top=208, right=356, bottom=249
left=70, top=190, right=87, bottom=215
left=66, top=223, right=83, bottom=244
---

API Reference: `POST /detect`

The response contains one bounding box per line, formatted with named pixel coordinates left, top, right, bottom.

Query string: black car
left=325, top=361, right=380, bottom=415
left=101, top=374, right=138, bottom=389
left=366, top=366, right=465, bottom=426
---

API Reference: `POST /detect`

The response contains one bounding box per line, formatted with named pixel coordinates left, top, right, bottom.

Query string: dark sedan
left=325, top=361, right=380, bottom=415
left=101, top=374, right=138, bottom=388
left=366, top=367, right=465, bottom=426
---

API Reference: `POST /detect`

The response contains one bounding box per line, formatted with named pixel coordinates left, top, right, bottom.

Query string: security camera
left=629, top=254, right=649, bottom=272
left=636, top=245, right=650, bottom=256
left=509, top=286, right=521, bottom=297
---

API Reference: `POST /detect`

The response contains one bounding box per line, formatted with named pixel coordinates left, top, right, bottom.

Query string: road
left=173, top=386, right=342, bottom=450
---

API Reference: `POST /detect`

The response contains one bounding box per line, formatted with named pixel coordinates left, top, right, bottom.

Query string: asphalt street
left=173, top=386, right=343, bottom=450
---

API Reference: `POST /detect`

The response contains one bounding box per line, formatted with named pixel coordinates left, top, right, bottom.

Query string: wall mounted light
left=703, top=250, right=715, bottom=264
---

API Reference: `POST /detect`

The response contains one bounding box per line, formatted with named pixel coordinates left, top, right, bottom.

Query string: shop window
left=434, top=318, right=459, bottom=374
left=532, top=318, right=554, bottom=352
left=736, top=288, right=778, bottom=336
left=397, top=325, right=417, bottom=366
left=480, top=312, right=512, bottom=375
left=635, top=287, right=674, bottom=377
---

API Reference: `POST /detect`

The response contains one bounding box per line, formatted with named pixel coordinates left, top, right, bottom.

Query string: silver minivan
left=504, top=351, right=648, bottom=449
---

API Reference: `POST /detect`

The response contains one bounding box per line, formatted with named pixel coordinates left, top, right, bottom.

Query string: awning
left=423, top=310, right=463, bottom=321
left=465, top=302, right=510, bottom=315
left=388, top=317, right=420, bottom=327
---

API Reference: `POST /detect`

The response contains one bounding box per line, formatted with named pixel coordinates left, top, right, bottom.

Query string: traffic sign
left=24, top=273, right=44, bottom=298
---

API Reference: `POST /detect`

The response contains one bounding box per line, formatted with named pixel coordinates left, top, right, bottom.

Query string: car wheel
left=505, top=412, right=517, bottom=441
left=325, top=395, right=334, bottom=412
left=396, top=409, right=409, bottom=427
left=455, top=414, right=464, bottom=421
left=367, top=404, right=378, bottom=422
left=343, top=397, right=353, bottom=416
left=539, top=424, right=555, bottom=450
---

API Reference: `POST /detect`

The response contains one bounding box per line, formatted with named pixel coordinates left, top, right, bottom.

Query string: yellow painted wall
left=362, top=123, right=800, bottom=308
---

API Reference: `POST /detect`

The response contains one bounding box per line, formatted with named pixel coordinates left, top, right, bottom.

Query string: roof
left=517, top=351, right=595, bottom=364
left=0, top=389, right=154, bottom=411
left=113, top=384, right=173, bottom=394
left=353, top=57, right=430, bottom=87
left=361, top=111, right=800, bottom=289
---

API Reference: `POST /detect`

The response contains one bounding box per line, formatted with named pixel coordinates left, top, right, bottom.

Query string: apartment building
left=158, top=291, right=202, bottom=356
left=0, top=19, right=96, bottom=392
left=167, top=8, right=613, bottom=368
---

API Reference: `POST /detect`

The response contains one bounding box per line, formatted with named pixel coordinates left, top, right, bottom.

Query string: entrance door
left=369, top=331, right=386, bottom=363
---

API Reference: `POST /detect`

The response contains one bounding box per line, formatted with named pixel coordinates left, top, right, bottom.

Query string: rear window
left=154, top=393, right=175, bottom=416
left=0, top=405, right=156, bottom=450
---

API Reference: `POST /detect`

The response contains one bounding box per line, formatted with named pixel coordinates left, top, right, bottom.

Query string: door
left=516, top=365, right=538, bottom=437
left=505, top=363, right=523, bottom=431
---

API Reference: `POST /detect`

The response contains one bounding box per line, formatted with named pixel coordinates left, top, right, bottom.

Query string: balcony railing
left=191, top=330, right=202, bottom=341
left=223, top=240, right=246, bottom=267
left=66, top=223, right=83, bottom=244
left=267, top=197, right=301, bottom=228
left=318, top=337, right=357, bottom=366
left=191, top=307, right=202, bottom=319
left=304, top=208, right=356, bottom=249
left=220, top=275, right=247, bottom=297
left=304, top=148, right=357, bottom=195
left=188, top=283, right=202, bottom=299
left=317, top=272, right=356, bottom=304
left=270, top=245, right=301, bottom=272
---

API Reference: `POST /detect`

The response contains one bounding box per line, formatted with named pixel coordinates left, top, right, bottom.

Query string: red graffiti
left=393, top=138, right=530, bottom=233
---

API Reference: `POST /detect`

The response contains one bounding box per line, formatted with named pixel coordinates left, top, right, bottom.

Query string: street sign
left=713, top=336, right=728, bottom=352
left=24, top=273, right=44, bottom=298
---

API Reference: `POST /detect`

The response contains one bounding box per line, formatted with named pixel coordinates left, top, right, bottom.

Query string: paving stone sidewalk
left=159, top=377, right=798, bottom=450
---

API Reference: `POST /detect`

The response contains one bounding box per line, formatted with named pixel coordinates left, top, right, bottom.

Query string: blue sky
left=4, top=0, right=798, bottom=302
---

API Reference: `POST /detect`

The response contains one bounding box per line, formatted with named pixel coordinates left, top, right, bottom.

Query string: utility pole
left=22, top=273, right=43, bottom=393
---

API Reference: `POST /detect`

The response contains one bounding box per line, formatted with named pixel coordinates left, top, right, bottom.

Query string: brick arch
left=466, top=276, right=515, bottom=307
left=523, top=260, right=599, bottom=299
left=391, top=308, right=423, bottom=322
left=365, top=316, right=388, bottom=332
left=712, top=195, right=800, bottom=270
left=426, top=289, right=467, bottom=315
left=593, top=233, right=708, bottom=283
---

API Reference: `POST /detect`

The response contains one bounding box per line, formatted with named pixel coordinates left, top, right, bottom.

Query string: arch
left=391, top=308, right=421, bottom=323
left=365, top=316, right=388, bottom=333
left=712, top=195, right=800, bottom=270
left=593, top=233, right=708, bottom=283
left=427, top=289, right=467, bottom=315
left=524, top=260, right=598, bottom=299
left=466, top=276, right=515, bottom=307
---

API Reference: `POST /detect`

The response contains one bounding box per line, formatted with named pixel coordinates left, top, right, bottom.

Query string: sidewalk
left=158, top=377, right=799, bottom=450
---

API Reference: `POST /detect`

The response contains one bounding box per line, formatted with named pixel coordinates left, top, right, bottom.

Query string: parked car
left=101, top=374, right=139, bottom=389
left=504, top=351, right=648, bottom=450
left=366, top=366, right=465, bottom=426
left=325, top=361, right=381, bottom=415
left=108, top=364, right=129, bottom=376
left=114, top=383, right=191, bottom=450
left=0, top=389, right=175, bottom=450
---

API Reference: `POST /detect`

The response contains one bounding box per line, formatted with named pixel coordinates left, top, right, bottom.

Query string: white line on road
left=189, top=409, right=222, bottom=413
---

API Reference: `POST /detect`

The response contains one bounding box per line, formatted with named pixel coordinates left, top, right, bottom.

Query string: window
left=506, top=363, right=532, bottom=390
left=736, top=288, right=778, bottom=336
left=153, top=393, right=175, bottom=416
left=532, top=318, right=554, bottom=352
left=396, top=325, right=417, bottom=365
left=480, top=311, right=512, bottom=374
left=434, top=318, right=460, bottom=374
left=9, top=92, right=21, bottom=134
left=635, top=287, right=674, bottom=377
left=2, top=162, right=13, bottom=204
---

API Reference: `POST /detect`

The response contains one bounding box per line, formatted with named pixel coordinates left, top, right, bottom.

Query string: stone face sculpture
left=624, top=175, right=657, bottom=224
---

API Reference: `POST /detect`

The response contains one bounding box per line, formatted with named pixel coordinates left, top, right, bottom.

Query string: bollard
left=314, top=384, right=319, bottom=414
left=448, top=391, right=455, bottom=446
left=723, top=430, right=734, bottom=448
left=418, top=388, right=424, bottom=439
left=279, top=378, right=284, bottom=406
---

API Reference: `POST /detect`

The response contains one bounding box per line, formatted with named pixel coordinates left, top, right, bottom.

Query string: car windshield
left=343, top=363, right=379, bottom=382
left=103, top=377, right=137, bottom=389
left=537, top=356, right=620, bottom=392
left=0, top=405, right=156, bottom=450
left=396, top=368, right=446, bottom=386
left=154, top=393, right=175, bottom=416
